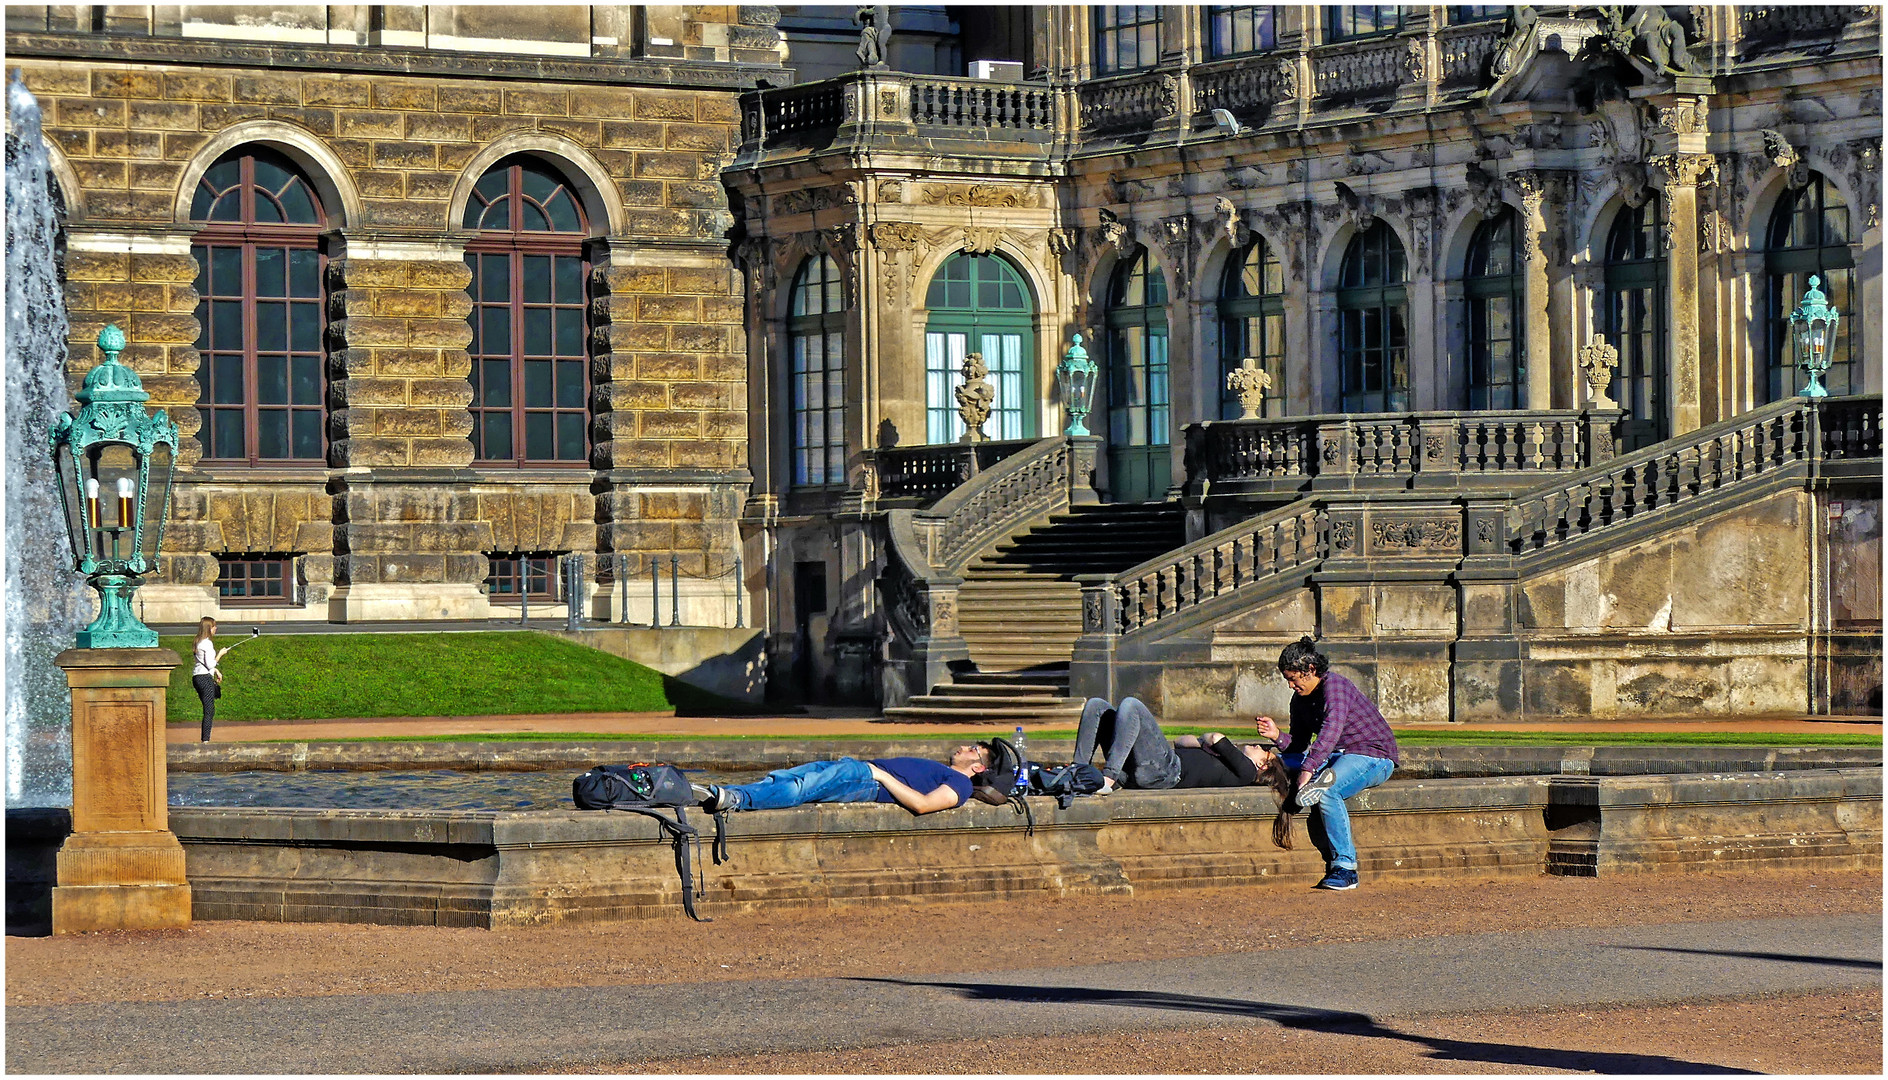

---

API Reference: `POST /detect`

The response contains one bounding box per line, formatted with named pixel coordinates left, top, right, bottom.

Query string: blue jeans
left=1072, top=697, right=1182, bottom=789
left=724, top=758, right=881, bottom=811
left=1306, top=752, right=1396, bottom=871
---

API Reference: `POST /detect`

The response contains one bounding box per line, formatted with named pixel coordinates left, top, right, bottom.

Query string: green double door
left=1106, top=252, right=1170, bottom=503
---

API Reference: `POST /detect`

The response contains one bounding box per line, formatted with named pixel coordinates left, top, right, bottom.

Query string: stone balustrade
left=1186, top=409, right=1618, bottom=498
left=1077, top=69, right=1182, bottom=131
left=1311, top=33, right=1412, bottom=99
left=1436, top=21, right=1504, bottom=85
left=859, top=437, right=1036, bottom=504
left=909, top=77, right=1056, bottom=132
left=748, top=79, right=844, bottom=145
left=1190, top=55, right=1296, bottom=117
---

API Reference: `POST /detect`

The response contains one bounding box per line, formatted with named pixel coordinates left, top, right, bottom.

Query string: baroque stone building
left=8, top=6, right=1882, bottom=716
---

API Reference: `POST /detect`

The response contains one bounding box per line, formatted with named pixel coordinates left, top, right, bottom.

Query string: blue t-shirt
left=869, top=757, right=972, bottom=807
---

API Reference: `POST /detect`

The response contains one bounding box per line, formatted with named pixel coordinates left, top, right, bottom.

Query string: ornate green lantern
left=1055, top=333, right=1098, bottom=437
left=48, top=325, right=179, bottom=648
left=1789, top=275, right=1841, bottom=399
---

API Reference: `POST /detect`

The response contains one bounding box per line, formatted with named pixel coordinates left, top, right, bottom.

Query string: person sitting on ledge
left=696, top=745, right=995, bottom=816
left=1071, top=696, right=1297, bottom=844
left=1256, top=635, right=1400, bottom=892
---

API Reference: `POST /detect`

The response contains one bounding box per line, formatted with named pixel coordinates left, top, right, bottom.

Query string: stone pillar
left=52, top=648, right=190, bottom=934
left=1451, top=499, right=1522, bottom=722
left=1509, top=170, right=1563, bottom=411
left=1647, top=151, right=1718, bottom=439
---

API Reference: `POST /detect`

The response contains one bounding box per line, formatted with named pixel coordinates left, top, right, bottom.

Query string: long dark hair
left=1258, top=753, right=1296, bottom=849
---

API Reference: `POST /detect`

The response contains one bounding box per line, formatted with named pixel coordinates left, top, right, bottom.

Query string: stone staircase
left=882, top=503, right=1186, bottom=723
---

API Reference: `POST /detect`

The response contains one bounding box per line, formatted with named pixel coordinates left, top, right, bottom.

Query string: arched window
left=1765, top=173, right=1857, bottom=401
left=1106, top=249, right=1170, bottom=502
left=924, top=253, right=1034, bottom=443
left=1336, top=222, right=1409, bottom=413
left=1604, top=195, right=1667, bottom=449
left=789, top=255, right=845, bottom=487
left=1218, top=237, right=1285, bottom=418
left=190, top=147, right=327, bottom=464
left=1466, top=208, right=1524, bottom=410
left=464, top=155, right=590, bottom=465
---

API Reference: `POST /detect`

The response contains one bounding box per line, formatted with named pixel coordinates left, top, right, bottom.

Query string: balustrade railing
left=1311, top=34, right=1411, bottom=98
left=1437, top=21, right=1504, bottom=84
left=1079, top=69, right=1181, bottom=130
left=910, top=77, right=1056, bottom=132
left=752, top=80, right=845, bottom=145
left=864, top=438, right=1036, bottom=503
left=1108, top=503, right=1324, bottom=635
left=1188, top=410, right=1614, bottom=495
left=1740, top=5, right=1854, bottom=38
left=1191, top=55, right=1296, bottom=116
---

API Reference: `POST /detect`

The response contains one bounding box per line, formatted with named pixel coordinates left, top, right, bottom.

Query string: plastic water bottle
left=1011, top=725, right=1029, bottom=794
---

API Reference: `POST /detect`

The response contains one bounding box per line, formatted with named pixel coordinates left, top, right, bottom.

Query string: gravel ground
left=8, top=869, right=1880, bottom=1073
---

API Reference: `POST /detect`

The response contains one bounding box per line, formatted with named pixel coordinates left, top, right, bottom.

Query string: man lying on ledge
left=695, top=744, right=996, bottom=815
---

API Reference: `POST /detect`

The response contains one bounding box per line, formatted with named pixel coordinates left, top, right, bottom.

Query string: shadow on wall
left=5, top=807, right=70, bottom=936
left=547, top=627, right=773, bottom=709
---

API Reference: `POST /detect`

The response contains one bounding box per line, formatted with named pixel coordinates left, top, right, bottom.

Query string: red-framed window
left=190, top=147, right=327, bottom=465
left=464, top=156, right=591, bottom=466
left=216, top=553, right=298, bottom=605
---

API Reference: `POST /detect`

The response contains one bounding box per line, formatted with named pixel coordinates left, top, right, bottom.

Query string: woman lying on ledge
left=1072, top=696, right=1298, bottom=848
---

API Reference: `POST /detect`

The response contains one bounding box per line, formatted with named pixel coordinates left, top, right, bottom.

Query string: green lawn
left=160, top=631, right=743, bottom=722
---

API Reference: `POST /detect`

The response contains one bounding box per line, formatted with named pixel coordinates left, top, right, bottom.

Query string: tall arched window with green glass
left=1466, top=207, right=1524, bottom=410
left=1764, top=173, right=1857, bottom=401
left=1106, top=248, right=1170, bottom=502
left=1218, top=237, right=1285, bottom=419
left=1604, top=195, right=1667, bottom=450
left=924, top=253, right=1035, bottom=444
left=788, top=255, right=846, bottom=486
left=1337, top=222, right=1409, bottom=413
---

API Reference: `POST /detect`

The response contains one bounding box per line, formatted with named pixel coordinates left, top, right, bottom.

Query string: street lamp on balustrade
left=1056, top=333, right=1098, bottom=437
left=1789, top=275, right=1840, bottom=399
left=48, top=325, right=179, bottom=648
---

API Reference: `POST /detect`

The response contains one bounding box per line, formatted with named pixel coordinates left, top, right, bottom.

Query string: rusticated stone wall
left=13, top=50, right=753, bottom=622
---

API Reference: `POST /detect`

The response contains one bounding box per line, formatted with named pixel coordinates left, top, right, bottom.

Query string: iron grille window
left=1207, top=5, right=1279, bottom=57
left=465, top=156, right=590, bottom=466
left=1604, top=195, right=1668, bottom=448
left=190, top=147, right=327, bottom=465
left=1327, top=5, right=1402, bottom=40
left=1094, top=6, right=1163, bottom=73
left=789, top=255, right=847, bottom=487
left=1765, top=173, right=1858, bottom=401
left=487, top=552, right=559, bottom=600
left=1218, top=238, right=1287, bottom=418
left=216, top=553, right=296, bottom=605
left=1466, top=208, right=1525, bottom=410
left=1336, top=222, right=1410, bottom=413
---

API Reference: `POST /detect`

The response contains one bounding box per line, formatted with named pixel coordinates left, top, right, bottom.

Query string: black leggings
left=193, top=673, right=217, bottom=742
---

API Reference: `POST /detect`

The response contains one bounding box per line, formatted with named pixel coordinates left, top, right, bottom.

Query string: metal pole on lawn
left=650, top=556, right=659, bottom=629
left=734, top=553, right=744, bottom=628
left=519, top=557, right=528, bottom=626
left=670, top=553, right=681, bottom=627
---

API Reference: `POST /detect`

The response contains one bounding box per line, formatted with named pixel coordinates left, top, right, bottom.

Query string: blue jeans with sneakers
left=1305, top=751, right=1396, bottom=872
left=723, top=757, right=881, bottom=811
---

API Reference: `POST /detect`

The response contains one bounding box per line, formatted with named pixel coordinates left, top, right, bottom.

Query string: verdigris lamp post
left=1789, top=275, right=1840, bottom=398
left=45, top=325, right=191, bottom=933
left=1055, top=333, right=1098, bottom=436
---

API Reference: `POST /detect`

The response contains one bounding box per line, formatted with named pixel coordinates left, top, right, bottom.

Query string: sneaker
left=1096, top=776, right=1117, bottom=796
left=1295, top=768, right=1338, bottom=808
left=694, top=784, right=734, bottom=813
left=1314, top=867, right=1359, bottom=891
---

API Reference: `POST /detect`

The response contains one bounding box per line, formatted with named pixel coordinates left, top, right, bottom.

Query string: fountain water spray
left=6, top=71, right=89, bottom=807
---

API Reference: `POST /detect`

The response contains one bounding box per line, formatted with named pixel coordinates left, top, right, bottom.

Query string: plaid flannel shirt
left=1280, top=672, right=1399, bottom=776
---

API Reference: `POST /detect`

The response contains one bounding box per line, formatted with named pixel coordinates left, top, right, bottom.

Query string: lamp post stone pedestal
left=51, top=647, right=189, bottom=933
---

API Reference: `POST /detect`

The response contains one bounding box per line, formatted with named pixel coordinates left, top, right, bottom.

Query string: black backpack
left=572, top=763, right=728, bottom=922
left=1028, top=762, right=1107, bottom=808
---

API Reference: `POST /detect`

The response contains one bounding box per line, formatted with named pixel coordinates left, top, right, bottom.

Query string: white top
left=193, top=637, right=219, bottom=678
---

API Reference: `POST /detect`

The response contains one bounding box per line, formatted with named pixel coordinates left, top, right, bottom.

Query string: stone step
left=900, top=693, right=1077, bottom=710
left=925, top=682, right=1065, bottom=698
left=951, top=669, right=1069, bottom=686
left=880, top=702, right=1088, bottom=724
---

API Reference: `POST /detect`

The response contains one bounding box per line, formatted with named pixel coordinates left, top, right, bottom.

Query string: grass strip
left=159, top=631, right=746, bottom=722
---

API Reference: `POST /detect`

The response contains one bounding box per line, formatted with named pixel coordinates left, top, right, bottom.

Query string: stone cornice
left=6, top=31, right=783, bottom=90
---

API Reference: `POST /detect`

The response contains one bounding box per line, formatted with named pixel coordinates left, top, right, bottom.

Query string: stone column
left=52, top=648, right=190, bottom=933
left=1509, top=170, right=1566, bottom=411
left=1646, top=152, right=1718, bottom=439
left=1451, top=499, right=1523, bottom=722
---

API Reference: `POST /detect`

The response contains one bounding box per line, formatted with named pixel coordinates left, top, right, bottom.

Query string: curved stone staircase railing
left=880, top=436, right=1101, bottom=702
left=1073, top=396, right=1882, bottom=706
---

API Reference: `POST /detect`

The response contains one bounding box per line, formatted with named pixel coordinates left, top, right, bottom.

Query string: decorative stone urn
left=1225, top=356, right=1273, bottom=420
left=954, top=351, right=994, bottom=443
left=1578, top=334, right=1620, bottom=410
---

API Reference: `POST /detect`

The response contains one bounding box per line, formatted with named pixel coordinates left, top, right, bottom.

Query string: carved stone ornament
left=1490, top=5, right=1539, bottom=77
left=1759, top=130, right=1810, bottom=190
left=1331, top=181, right=1376, bottom=235
left=870, top=220, right=924, bottom=253
left=1083, top=590, right=1105, bottom=633
left=1096, top=207, right=1132, bottom=253
left=1372, top=519, right=1461, bottom=550
left=1476, top=518, right=1496, bottom=545
left=1156, top=216, right=1192, bottom=297
left=819, top=223, right=862, bottom=255
left=1403, top=39, right=1427, bottom=82
left=955, top=352, right=994, bottom=443
left=929, top=591, right=958, bottom=635
left=1578, top=333, right=1620, bottom=408
left=920, top=183, right=1035, bottom=208
left=1331, top=519, right=1356, bottom=552
left=1599, top=4, right=1700, bottom=76
left=878, top=87, right=899, bottom=117
left=1225, top=356, right=1272, bottom=420
left=1467, top=163, right=1507, bottom=219
left=1214, top=196, right=1250, bottom=248
left=1846, top=136, right=1883, bottom=230
left=1654, top=98, right=1710, bottom=138
left=962, top=227, right=1003, bottom=255
left=1423, top=431, right=1448, bottom=461
left=1156, top=74, right=1180, bottom=118
left=877, top=180, right=906, bottom=203
left=1699, top=208, right=1728, bottom=255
